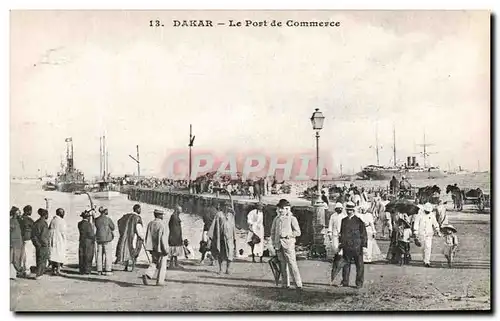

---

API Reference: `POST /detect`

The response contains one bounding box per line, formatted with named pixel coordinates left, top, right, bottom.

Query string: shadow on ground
left=164, top=277, right=352, bottom=305
left=393, top=260, right=490, bottom=270
left=59, top=272, right=137, bottom=288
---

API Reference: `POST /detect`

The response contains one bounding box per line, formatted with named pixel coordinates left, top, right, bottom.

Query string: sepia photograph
left=9, top=10, right=490, bottom=311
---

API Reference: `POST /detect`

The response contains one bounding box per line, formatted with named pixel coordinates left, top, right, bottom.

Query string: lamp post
left=310, top=108, right=325, bottom=205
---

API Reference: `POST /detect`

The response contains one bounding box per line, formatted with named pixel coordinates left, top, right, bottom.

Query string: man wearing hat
left=441, top=224, right=458, bottom=268
left=31, top=208, right=50, bottom=279
left=413, top=202, right=442, bottom=267
left=78, top=210, right=96, bottom=275
left=95, top=207, right=116, bottom=276
left=327, top=203, right=346, bottom=256
left=270, top=199, right=302, bottom=289
left=143, top=209, right=169, bottom=286
left=337, top=201, right=367, bottom=288
left=246, top=202, right=265, bottom=263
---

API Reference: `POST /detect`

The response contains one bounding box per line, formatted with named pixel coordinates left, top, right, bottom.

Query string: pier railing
left=125, top=187, right=318, bottom=246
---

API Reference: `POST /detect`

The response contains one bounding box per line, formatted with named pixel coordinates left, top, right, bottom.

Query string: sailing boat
left=357, top=128, right=446, bottom=180
left=91, top=135, right=121, bottom=199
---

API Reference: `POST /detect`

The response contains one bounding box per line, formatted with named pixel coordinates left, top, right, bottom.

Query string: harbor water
left=10, top=181, right=219, bottom=265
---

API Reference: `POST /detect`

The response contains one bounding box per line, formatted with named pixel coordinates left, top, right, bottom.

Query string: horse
left=435, top=202, right=448, bottom=227
left=417, top=185, right=441, bottom=204
left=446, top=184, right=463, bottom=211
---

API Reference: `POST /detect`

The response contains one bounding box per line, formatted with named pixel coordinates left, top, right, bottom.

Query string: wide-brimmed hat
left=277, top=199, right=291, bottom=208
left=400, top=217, right=411, bottom=228
left=345, top=201, right=355, bottom=210
left=334, top=202, right=343, bottom=209
left=423, top=202, right=433, bottom=213
left=441, top=224, right=457, bottom=233
left=80, top=210, right=91, bottom=218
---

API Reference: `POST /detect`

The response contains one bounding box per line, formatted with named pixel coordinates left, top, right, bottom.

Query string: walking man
left=95, top=207, right=115, bottom=276
left=143, top=209, right=169, bottom=286
left=115, top=204, right=145, bottom=272
left=270, top=199, right=302, bottom=290
left=208, top=204, right=237, bottom=274
left=413, top=202, right=442, bottom=267
left=332, top=202, right=367, bottom=288
left=49, top=208, right=67, bottom=276
left=78, top=210, right=96, bottom=275
left=31, top=208, right=50, bottom=280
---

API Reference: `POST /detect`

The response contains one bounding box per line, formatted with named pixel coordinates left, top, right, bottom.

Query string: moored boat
left=91, top=181, right=122, bottom=200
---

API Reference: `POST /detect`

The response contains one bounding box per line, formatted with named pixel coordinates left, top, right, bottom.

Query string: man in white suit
left=413, top=202, right=442, bottom=267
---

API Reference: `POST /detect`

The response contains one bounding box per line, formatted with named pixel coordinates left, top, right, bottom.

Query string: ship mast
left=99, top=136, right=103, bottom=179
left=417, top=131, right=437, bottom=168
left=392, top=125, right=396, bottom=167
left=375, top=123, right=380, bottom=166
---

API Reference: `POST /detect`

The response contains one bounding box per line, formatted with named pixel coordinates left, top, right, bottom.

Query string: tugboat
left=55, top=138, right=86, bottom=192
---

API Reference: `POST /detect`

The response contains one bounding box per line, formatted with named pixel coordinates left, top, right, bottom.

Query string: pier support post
left=312, top=203, right=326, bottom=257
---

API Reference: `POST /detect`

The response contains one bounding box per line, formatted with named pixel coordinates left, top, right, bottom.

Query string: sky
left=10, top=10, right=490, bottom=178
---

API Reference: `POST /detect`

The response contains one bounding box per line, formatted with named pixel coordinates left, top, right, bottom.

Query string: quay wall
left=125, top=187, right=325, bottom=246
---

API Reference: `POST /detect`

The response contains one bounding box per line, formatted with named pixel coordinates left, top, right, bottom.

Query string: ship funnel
left=412, top=156, right=416, bottom=166
left=407, top=156, right=411, bottom=167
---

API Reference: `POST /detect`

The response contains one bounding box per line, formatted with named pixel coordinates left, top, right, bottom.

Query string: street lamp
left=310, top=108, right=325, bottom=205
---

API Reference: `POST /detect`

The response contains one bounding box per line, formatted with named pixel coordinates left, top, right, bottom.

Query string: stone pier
left=125, top=188, right=329, bottom=247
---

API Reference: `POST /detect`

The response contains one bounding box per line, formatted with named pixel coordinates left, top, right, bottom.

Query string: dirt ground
left=10, top=211, right=490, bottom=312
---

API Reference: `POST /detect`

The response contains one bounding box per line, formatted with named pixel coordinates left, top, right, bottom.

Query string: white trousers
left=23, top=241, right=36, bottom=271
left=145, top=255, right=168, bottom=285
left=277, top=240, right=302, bottom=288
left=422, top=235, right=433, bottom=264
left=331, top=235, right=340, bottom=255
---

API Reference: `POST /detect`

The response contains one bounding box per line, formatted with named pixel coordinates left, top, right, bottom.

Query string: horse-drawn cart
left=447, top=185, right=490, bottom=213
left=462, top=188, right=490, bottom=212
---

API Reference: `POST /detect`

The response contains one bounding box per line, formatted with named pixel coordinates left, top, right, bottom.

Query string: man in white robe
left=49, top=208, right=67, bottom=276
left=246, top=203, right=265, bottom=263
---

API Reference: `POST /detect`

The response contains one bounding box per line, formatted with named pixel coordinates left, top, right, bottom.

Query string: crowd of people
left=325, top=193, right=458, bottom=289
left=95, top=173, right=293, bottom=199
left=10, top=181, right=458, bottom=291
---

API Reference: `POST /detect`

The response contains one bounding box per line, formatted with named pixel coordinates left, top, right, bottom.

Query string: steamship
left=54, top=138, right=87, bottom=192
left=359, top=156, right=446, bottom=181
left=357, top=129, right=446, bottom=181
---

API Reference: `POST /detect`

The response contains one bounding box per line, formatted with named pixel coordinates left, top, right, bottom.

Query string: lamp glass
left=310, top=108, right=325, bottom=130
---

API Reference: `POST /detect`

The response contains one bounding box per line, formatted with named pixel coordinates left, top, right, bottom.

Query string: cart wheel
left=478, top=197, right=485, bottom=213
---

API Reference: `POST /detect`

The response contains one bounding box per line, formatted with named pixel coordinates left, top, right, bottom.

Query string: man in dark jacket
left=19, top=205, right=35, bottom=274
left=31, top=208, right=50, bottom=279
left=390, top=176, right=399, bottom=195
left=337, top=202, right=367, bottom=288
left=95, top=207, right=115, bottom=276
left=10, top=206, right=24, bottom=278
left=78, top=210, right=96, bottom=275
